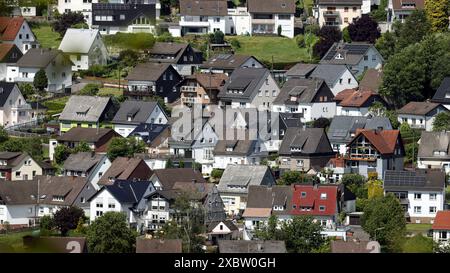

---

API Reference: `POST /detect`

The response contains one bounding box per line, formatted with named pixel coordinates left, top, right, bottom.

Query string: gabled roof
left=432, top=211, right=450, bottom=230
left=218, top=240, right=287, bottom=253
left=359, top=68, right=382, bottom=92
left=397, top=101, right=446, bottom=116
left=327, top=116, right=392, bottom=144
left=245, top=185, right=292, bottom=216
left=16, top=48, right=71, bottom=68
left=59, top=95, right=112, bottom=122
left=207, top=220, right=239, bottom=233
left=320, top=42, right=380, bottom=65
left=349, top=129, right=400, bottom=155
left=217, top=165, right=276, bottom=193
left=274, top=78, right=332, bottom=105
left=285, top=63, right=317, bottom=78
left=62, top=152, right=104, bottom=172
left=112, top=100, right=161, bottom=124
left=148, top=42, right=192, bottom=63
left=217, top=67, right=270, bottom=101
left=0, top=17, right=25, bottom=41
left=92, top=3, right=156, bottom=27
left=201, top=54, right=261, bottom=70
left=136, top=238, right=182, bottom=253
left=279, top=112, right=303, bottom=128
left=93, top=179, right=152, bottom=204
left=309, top=64, right=350, bottom=88
left=181, top=72, right=228, bottom=90
left=291, top=184, right=338, bottom=216
left=279, top=127, right=334, bottom=156
left=180, top=0, right=228, bottom=16
left=130, top=123, right=170, bottom=144
left=0, top=151, right=31, bottom=170
left=432, top=77, right=450, bottom=104
left=59, top=28, right=101, bottom=54
left=336, top=89, right=382, bottom=107
left=0, top=82, right=18, bottom=107
left=213, top=139, right=257, bottom=156
left=98, top=157, right=152, bottom=185
left=125, top=62, right=173, bottom=82
left=391, top=0, right=424, bottom=10
left=317, top=0, right=362, bottom=5
left=57, top=127, right=119, bottom=143
left=0, top=44, right=22, bottom=63
left=247, top=0, right=296, bottom=14
left=152, top=168, right=206, bottom=190
left=418, top=131, right=450, bottom=159
left=331, top=240, right=374, bottom=253
left=384, top=169, right=445, bottom=192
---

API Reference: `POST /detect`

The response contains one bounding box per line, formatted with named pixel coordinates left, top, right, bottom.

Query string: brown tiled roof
left=247, top=0, right=296, bottom=14
left=57, top=127, right=119, bottom=143
left=432, top=211, right=450, bottom=230
left=194, top=73, right=228, bottom=89
left=0, top=17, right=24, bottom=41
left=136, top=238, right=182, bottom=253
left=331, top=240, right=373, bottom=253
left=180, top=0, right=228, bottom=16
left=337, top=89, right=379, bottom=107
left=327, top=157, right=345, bottom=168
left=125, top=62, right=172, bottom=82
left=397, top=101, right=443, bottom=115
left=153, top=168, right=206, bottom=190
left=351, top=129, right=400, bottom=154
left=392, top=0, right=424, bottom=10
left=99, top=157, right=152, bottom=185
left=359, top=69, right=382, bottom=92
left=242, top=207, right=272, bottom=218
left=0, top=43, right=14, bottom=61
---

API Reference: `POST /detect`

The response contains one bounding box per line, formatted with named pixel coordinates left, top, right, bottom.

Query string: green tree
left=87, top=212, right=136, bottom=253
left=341, top=174, right=367, bottom=199
left=347, top=14, right=380, bottom=43
left=33, top=69, right=48, bottom=91
left=106, top=137, right=145, bottom=161
left=54, top=145, right=71, bottom=165
left=367, top=179, right=384, bottom=199
left=0, top=138, right=24, bottom=152
left=77, top=84, right=100, bottom=96
left=53, top=206, right=85, bottom=236
left=19, top=83, right=36, bottom=100
left=165, top=158, right=174, bottom=168
left=0, top=126, right=9, bottom=144
left=361, top=194, right=407, bottom=252
left=254, top=215, right=279, bottom=240
left=425, top=0, right=449, bottom=32
left=52, top=11, right=86, bottom=37
left=370, top=0, right=388, bottom=21
left=395, top=10, right=431, bottom=50
left=0, top=0, right=13, bottom=16
left=280, top=215, right=325, bottom=253
left=40, top=215, right=54, bottom=231
left=403, top=234, right=433, bottom=253
left=210, top=169, right=224, bottom=180
left=432, top=112, right=450, bottom=131
left=375, top=31, right=397, bottom=61
left=279, top=171, right=303, bottom=185
left=342, top=27, right=351, bottom=42
left=277, top=25, right=282, bottom=36
left=72, top=141, right=91, bottom=153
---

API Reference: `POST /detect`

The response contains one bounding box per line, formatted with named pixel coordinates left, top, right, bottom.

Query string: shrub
left=295, top=34, right=305, bottom=48
left=230, top=38, right=241, bottom=49
left=304, top=24, right=320, bottom=35
left=78, top=83, right=100, bottom=96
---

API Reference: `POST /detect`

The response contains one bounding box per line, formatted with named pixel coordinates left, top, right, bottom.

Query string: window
left=372, top=55, right=376, bottom=61
left=214, top=17, right=220, bottom=22
left=364, top=55, right=368, bottom=61
left=344, top=17, right=348, bottom=23
left=81, top=197, right=86, bottom=203
left=96, top=211, right=103, bottom=217
left=19, top=34, right=22, bottom=39
left=320, top=193, right=327, bottom=200
left=353, top=7, right=357, bottom=11
left=339, top=78, right=343, bottom=84
left=429, top=206, right=437, bottom=213
left=272, top=90, right=276, bottom=97
left=414, top=206, right=422, bottom=214
left=278, top=14, right=290, bottom=20
left=108, top=203, right=115, bottom=208
left=259, top=90, right=262, bottom=96
left=265, top=90, right=269, bottom=97
left=414, top=193, right=422, bottom=200
left=319, top=206, right=326, bottom=211
left=96, top=203, right=103, bottom=208
left=15, top=171, right=21, bottom=177
left=348, top=78, right=351, bottom=84
left=120, top=14, right=125, bottom=20
left=344, top=7, right=349, bottom=12
left=301, top=192, right=306, bottom=198
left=429, top=193, right=437, bottom=200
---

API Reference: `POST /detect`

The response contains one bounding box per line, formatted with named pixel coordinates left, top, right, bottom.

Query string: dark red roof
left=432, top=211, right=450, bottom=230
left=350, top=129, right=400, bottom=155
left=291, top=184, right=338, bottom=216
left=0, top=17, right=25, bottom=41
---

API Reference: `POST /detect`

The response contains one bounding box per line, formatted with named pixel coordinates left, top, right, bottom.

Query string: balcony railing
left=323, top=10, right=340, bottom=17
left=181, top=86, right=197, bottom=92
left=181, top=97, right=201, bottom=104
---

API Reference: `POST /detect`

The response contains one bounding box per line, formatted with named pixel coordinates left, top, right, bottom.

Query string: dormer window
left=290, top=96, right=297, bottom=102
left=445, top=92, right=450, bottom=99
left=433, top=150, right=446, bottom=156
left=226, top=147, right=233, bottom=152
left=335, top=53, right=344, bottom=60
left=301, top=192, right=306, bottom=198
left=320, top=193, right=327, bottom=200
left=52, top=195, right=64, bottom=202
left=319, top=205, right=326, bottom=211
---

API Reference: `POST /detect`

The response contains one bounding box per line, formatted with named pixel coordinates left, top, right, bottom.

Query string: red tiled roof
left=291, top=184, right=338, bottom=216
left=0, top=43, right=14, bottom=61
left=337, top=89, right=379, bottom=107
left=0, top=17, right=25, bottom=41
left=432, top=211, right=450, bottom=230
left=327, top=157, right=345, bottom=168
left=350, top=129, right=400, bottom=155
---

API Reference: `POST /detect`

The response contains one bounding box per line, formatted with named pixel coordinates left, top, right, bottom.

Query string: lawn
left=228, top=36, right=310, bottom=64
left=0, top=231, right=35, bottom=253
left=42, top=96, right=69, bottom=116
left=98, top=87, right=123, bottom=97
left=31, top=24, right=61, bottom=49
left=406, top=223, right=432, bottom=234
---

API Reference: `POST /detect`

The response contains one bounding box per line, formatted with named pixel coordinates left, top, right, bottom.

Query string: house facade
left=0, top=44, right=23, bottom=81
left=432, top=211, right=450, bottom=248
left=397, top=101, right=449, bottom=131
left=200, top=54, right=264, bottom=75
left=314, top=0, right=362, bottom=30
left=178, top=73, right=227, bottom=106
left=0, top=82, right=36, bottom=127
left=431, top=77, right=450, bottom=110
left=386, top=0, right=424, bottom=31
left=0, top=152, right=43, bottom=181
left=179, top=0, right=228, bottom=36
left=57, top=0, right=99, bottom=27
left=309, top=64, right=358, bottom=96
left=247, top=0, right=296, bottom=38
left=335, top=89, right=388, bottom=117
left=0, top=17, right=38, bottom=54
left=417, top=131, right=450, bottom=174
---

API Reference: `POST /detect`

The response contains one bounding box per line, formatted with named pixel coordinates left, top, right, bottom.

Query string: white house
left=397, top=101, right=449, bottom=132
left=0, top=16, right=38, bottom=54
left=179, top=0, right=227, bottom=36
left=226, top=7, right=251, bottom=35
left=58, top=28, right=108, bottom=71
left=247, top=0, right=296, bottom=38
left=213, top=139, right=267, bottom=170
left=432, top=211, right=450, bottom=248
left=384, top=169, right=446, bottom=224
left=0, top=82, right=36, bottom=127
left=386, top=0, right=424, bottom=31
left=314, top=0, right=363, bottom=30
left=417, top=131, right=450, bottom=174
left=57, top=0, right=98, bottom=27
left=0, top=44, right=23, bottom=81
left=309, top=64, right=358, bottom=96
left=335, top=89, right=388, bottom=117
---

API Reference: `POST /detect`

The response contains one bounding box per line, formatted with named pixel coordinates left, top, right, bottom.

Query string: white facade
left=0, top=85, right=35, bottom=127
left=316, top=4, right=362, bottom=30
left=273, top=102, right=337, bottom=123
left=337, top=106, right=370, bottom=117
left=20, top=7, right=37, bottom=17
left=398, top=113, right=446, bottom=132
left=4, top=20, right=37, bottom=54
left=328, top=69, right=358, bottom=96
left=226, top=8, right=251, bottom=35
left=86, top=156, right=111, bottom=190
left=433, top=229, right=450, bottom=247
left=57, top=0, right=98, bottom=27
left=392, top=191, right=445, bottom=223
left=179, top=15, right=226, bottom=36
left=113, top=105, right=167, bottom=138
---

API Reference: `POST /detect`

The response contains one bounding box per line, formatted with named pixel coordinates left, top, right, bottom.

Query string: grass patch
left=0, top=231, right=34, bottom=253
left=98, top=87, right=123, bottom=97
left=406, top=223, right=432, bottom=233
left=227, top=36, right=310, bottom=64
left=42, top=96, right=69, bottom=116
left=31, top=25, right=61, bottom=49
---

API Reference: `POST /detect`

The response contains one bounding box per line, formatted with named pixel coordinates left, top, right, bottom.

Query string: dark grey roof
left=418, top=131, right=450, bottom=159
left=0, top=82, right=18, bottom=107
left=180, top=0, right=228, bottom=16
left=217, top=165, right=276, bottom=194
left=273, top=78, right=330, bottom=105
left=92, top=3, right=156, bottom=27
left=152, top=168, right=206, bottom=190
left=309, top=64, right=349, bottom=87
left=217, top=67, right=270, bottom=102
left=92, top=180, right=152, bottom=204
left=57, top=127, right=118, bottom=143
left=59, top=96, right=112, bottom=123
left=279, top=128, right=335, bottom=155
left=218, top=240, right=287, bottom=253
left=16, top=48, right=71, bottom=68
left=285, top=63, right=317, bottom=78
left=207, top=220, right=238, bottom=233
left=247, top=0, right=296, bottom=14
left=200, top=54, right=261, bottom=70
left=320, top=42, right=378, bottom=66
left=125, top=62, right=173, bottom=82
left=327, top=116, right=392, bottom=144
left=130, top=123, right=169, bottom=144
left=432, top=77, right=450, bottom=104
left=112, top=100, right=160, bottom=124
left=279, top=112, right=303, bottom=128
left=148, top=42, right=193, bottom=64
left=384, top=169, right=445, bottom=192
left=62, top=152, right=104, bottom=172
left=213, top=139, right=257, bottom=156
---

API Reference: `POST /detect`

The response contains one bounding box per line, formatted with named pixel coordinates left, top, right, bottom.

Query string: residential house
left=61, top=152, right=111, bottom=190
left=320, top=42, right=384, bottom=76
left=112, top=100, right=168, bottom=137
left=136, top=237, right=182, bottom=253
left=57, top=0, right=98, bottom=27
left=178, top=72, right=228, bottom=106
left=129, top=123, right=170, bottom=154
left=432, top=211, right=450, bottom=248
left=285, top=63, right=318, bottom=80
left=0, top=176, right=92, bottom=227
left=359, top=68, right=382, bottom=93
left=179, top=0, right=228, bottom=36
left=314, top=0, right=362, bottom=30
left=386, top=0, right=424, bottom=31
left=58, top=28, right=108, bottom=71
left=92, top=2, right=158, bottom=35
left=190, top=119, right=220, bottom=176
left=207, top=220, right=239, bottom=244
left=0, top=152, right=43, bottom=181
left=218, top=240, right=287, bottom=253
left=321, top=156, right=349, bottom=183
left=217, top=165, right=276, bottom=216
left=0, top=44, right=22, bottom=81
left=384, top=169, right=445, bottom=224
left=0, top=82, right=36, bottom=127
left=278, top=127, right=336, bottom=173
left=431, top=77, right=450, bottom=110
left=98, top=157, right=153, bottom=186
left=247, top=0, right=296, bottom=38
left=217, top=67, right=280, bottom=110
left=200, top=54, right=264, bottom=75
left=0, top=17, right=38, bottom=53
left=88, top=179, right=154, bottom=229
left=345, top=128, right=405, bottom=178
left=272, top=78, right=336, bottom=123
left=226, top=6, right=251, bottom=35
left=59, top=95, right=116, bottom=133
left=309, top=64, right=358, bottom=95
left=125, top=62, right=182, bottom=103
left=397, top=101, right=449, bottom=131
left=417, top=131, right=450, bottom=174
left=16, top=7, right=37, bottom=17
left=213, top=139, right=267, bottom=169
left=327, top=115, right=393, bottom=154
left=147, top=42, right=203, bottom=76
left=335, top=88, right=388, bottom=116
left=7, top=48, right=73, bottom=93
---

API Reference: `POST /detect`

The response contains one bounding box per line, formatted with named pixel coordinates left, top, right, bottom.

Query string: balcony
left=344, top=154, right=377, bottom=161
left=410, top=123, right=425, bottom=129
left=323, top=10, right=340, bottom=17
left=181, top=86, right=197, bottom=93
left=252, top=18, right=275, bottom=25
left=181, top=97, right=201, bottom=104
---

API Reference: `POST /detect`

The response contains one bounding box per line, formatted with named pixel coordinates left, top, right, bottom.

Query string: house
left=327, top=115, right=393, bottom=154
left=92, top=2, right=158, bottom=35
left=178, top=72, right=228, bottom=106
left=147, top=42, right=203, bottom=76
left=272, top=78, right=336, bottom=123
left=200, top=54, right=264, bottom=75
left=217, top=67, right=280, bottom=110
left=57, top=0, right=98, bottom=27
left=190, top=119, right=220, bottom=176
left=179, top=0, right=228, bottom=36
left=226, top=6, right=251, bottom=35
left=397, top=101, right=449, bottom=131
left=112, top=100, right=168, bottom=137
left=278, top=128, right=336, bottom=173
left=136, top=237, right=182, bottom=253
left=285, top=63, right=317, bottom=80
left=359, top=68, right=383, bottom=93
left=207, top=220, right=239, bottom=244
left=386, top=0, right=424, bottom=31
left=88, top=179, right=154, bottom=229
left=213, top=139, right=266, bottom=170
left=0, top=44, right=22, bottom=81
left=59, top=95, right=116, bottom=133
left=58, top=28, right=108, bottom=71
left=16, top=7, right=37, bottom=18
left=247, top=0, right=296, bottom=38
left=432, top=211, right=450, bottom=248
left=129, top=123, right=170, bottom=154
left=0, top=17, right=38, bottom=53
left=321, top=156, right=349, bottom=183
left=51, top=127, right=121, bottom=160
left=431, top=77, right=450, bottom=110
left=331, top=240, right=379, bottom=253
left=61, top=152, right=111, bottom=190
left=320, top=42, right=384, bottom=76
left=384, top=169, right=446, bottom=224
left=0, top=152, right=43, bottom=181
left=345, top=128, right=405, bottom=178
left=125, top=62, right=182, bottom=103
left=217, top=165, right=276, bottom=216
left=218, top=240, right=287, bottom=253
left=0, top=82, right=36, bottom=128
left=309, top=64, right=358, bottom=96
left=335, top=88, right=388, bottom=116
left=7, top=48, right=73, bottom=93
left=0, top=176, right=92, bottom=227
left=98, top=157, right=153, bottom=186
left=314, top=0, right=363, bottom=30
left=417, top=131, right=450, bottom=174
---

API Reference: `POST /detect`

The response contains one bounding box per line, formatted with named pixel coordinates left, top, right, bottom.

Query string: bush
left=78, top=83, right=100, bottom=96
left=81, top=64, right=108, bottom=78
left=295, top=34, right=305, bottom=48
left=304, top=24, right=320, bottom=35
left=211, top=169, right=224, bottom=180
left=156, top=32, right=174, bottom=42
left=230, top=38, right=241, bottom=49
left=343, top=27, right=351, bottom=42
left=277, top=25, right=282, bottom=36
